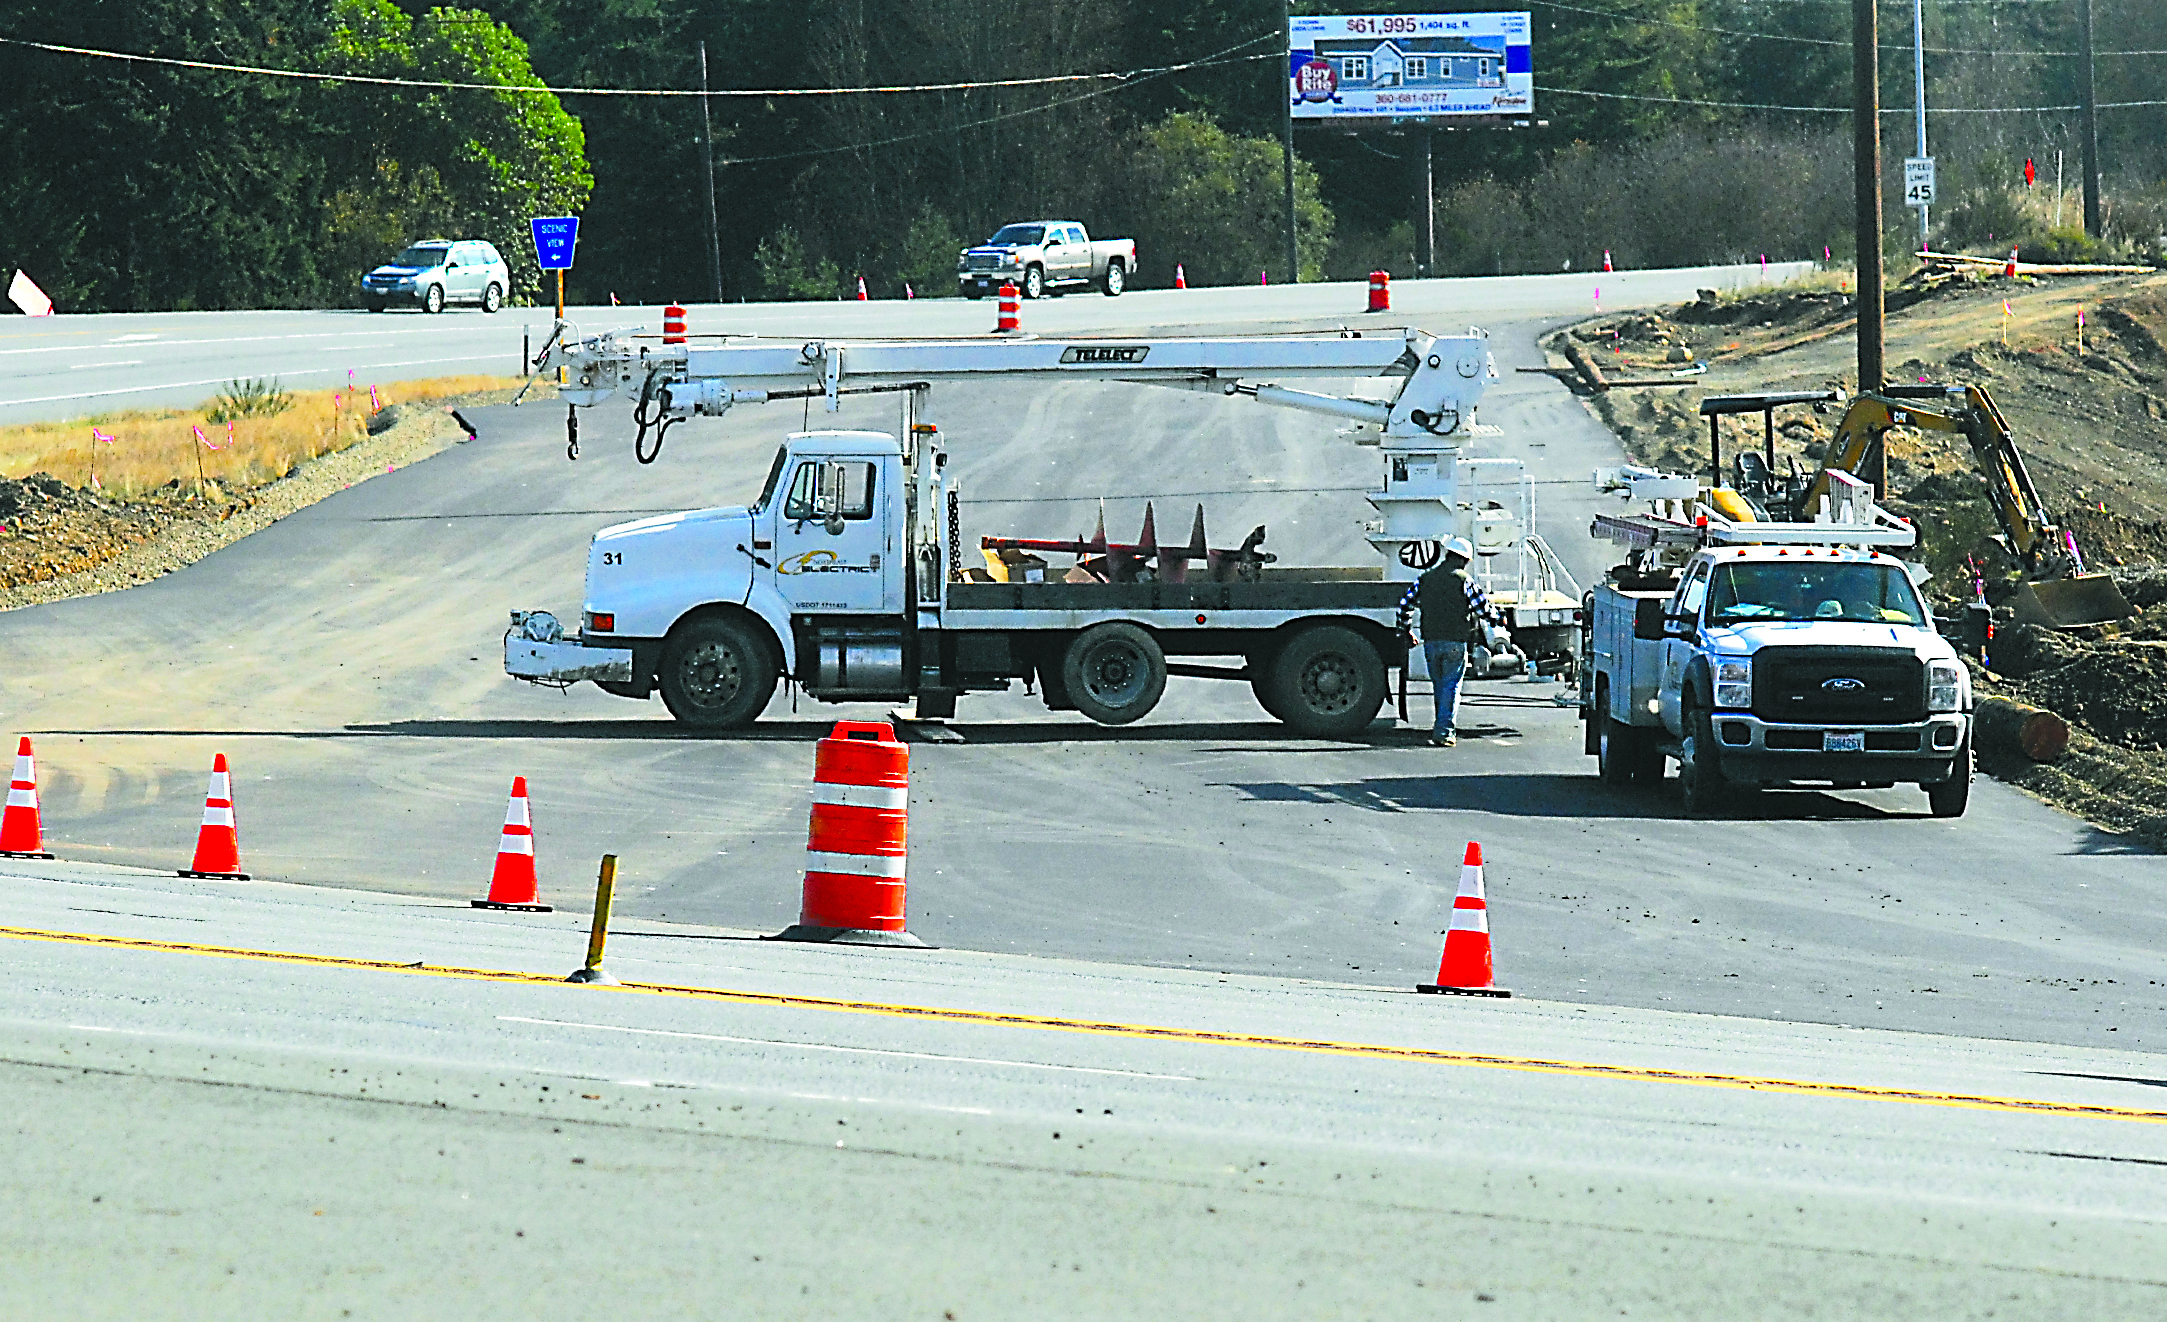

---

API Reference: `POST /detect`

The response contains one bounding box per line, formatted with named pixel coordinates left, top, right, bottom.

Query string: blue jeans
left=1423, top=640, right=1467, bottom=736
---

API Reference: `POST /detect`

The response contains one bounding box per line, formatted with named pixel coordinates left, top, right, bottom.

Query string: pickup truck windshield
left=1707, top=561, right=1927, bottom=626
left=987, top=225, right=1045, bottom=245
left=392, top=245, right=450, bottom=267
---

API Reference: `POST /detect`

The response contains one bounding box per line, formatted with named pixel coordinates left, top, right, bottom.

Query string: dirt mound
left=0, top=472, right=236, bottom=593
left=1670, top=288, right=1851, bottom=329
left=2012, top=644, right=2167, bottom=752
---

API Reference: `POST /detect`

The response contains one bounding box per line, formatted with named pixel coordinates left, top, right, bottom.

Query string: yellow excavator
left=1710, top=383, right=2134, bottom=628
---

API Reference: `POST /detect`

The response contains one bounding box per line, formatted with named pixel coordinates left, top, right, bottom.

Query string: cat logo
left=778, top=549, right=875, bottom=575
left=1060, top=345, right=1150, bottom=365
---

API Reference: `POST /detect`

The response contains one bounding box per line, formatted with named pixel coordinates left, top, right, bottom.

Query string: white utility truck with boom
left=506, top=323, right=1569, bottom=732
left=1579, top=466, right=1973, bottom=817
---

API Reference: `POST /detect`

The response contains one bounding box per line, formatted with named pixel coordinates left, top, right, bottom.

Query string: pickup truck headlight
left=1928, top=660, right=1963, bottom=712
left=1714, top=658, right=1752, bottom=709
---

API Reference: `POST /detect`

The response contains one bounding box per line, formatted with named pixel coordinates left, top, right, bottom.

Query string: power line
left=1532, top=0, right=2163, bottom=56
left=0, top=31, right=1276, bottom=98
left=1540, top=83, right=2167, bottom=112
left=719, top=47, right=1278, bottom=166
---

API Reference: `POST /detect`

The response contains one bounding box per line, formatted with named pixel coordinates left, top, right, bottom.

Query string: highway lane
left=0, top=862, right=2161, bottom=1316
left=0, top=295, right=2158, bottom=1056
left=0, top=261, right=1807, bottom=425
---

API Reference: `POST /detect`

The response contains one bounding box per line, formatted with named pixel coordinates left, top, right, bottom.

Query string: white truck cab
left=1581, top=469, right=1973, bottom=817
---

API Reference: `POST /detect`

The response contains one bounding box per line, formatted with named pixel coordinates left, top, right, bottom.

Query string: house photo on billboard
left=1316, top=34, right=1507, bottom=91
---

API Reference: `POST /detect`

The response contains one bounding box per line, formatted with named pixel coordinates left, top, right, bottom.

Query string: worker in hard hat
left=1398, top=536, right=1497, bottom=747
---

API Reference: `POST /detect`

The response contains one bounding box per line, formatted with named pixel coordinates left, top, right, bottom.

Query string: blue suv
left=360, top=239, right=510, bottom=313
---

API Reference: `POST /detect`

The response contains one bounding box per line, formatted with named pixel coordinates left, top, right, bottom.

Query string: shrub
left=205, top=379, right=293, bottom=424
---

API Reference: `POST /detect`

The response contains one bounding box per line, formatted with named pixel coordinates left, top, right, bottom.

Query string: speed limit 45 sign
left=1904, top=157, right=1936, bottom=208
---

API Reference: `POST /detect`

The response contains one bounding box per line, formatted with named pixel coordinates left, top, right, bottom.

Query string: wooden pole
left=1853, top=0, right=1886, bottom=391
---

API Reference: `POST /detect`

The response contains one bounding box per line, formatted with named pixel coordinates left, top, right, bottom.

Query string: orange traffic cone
left=178, top=752, right=248, bottom=879
left=1417, top=841, right=1510, bottom=997
left=1174, top=263, right=1187, bottom=289
left=1, top=736, right=53, bottom=859
left=473, top=776, right=552, bottom=911
left=2005, top=246, right=2019, bottom=277
left=856, top=275, right=869, bottom=301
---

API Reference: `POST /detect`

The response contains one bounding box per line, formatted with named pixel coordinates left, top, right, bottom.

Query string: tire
left=1597, top=710, right=1637, bottom=785
left=658, top=615, right=778, bottom=729
left=1100, top=260, right=1125, bottom=297
left=423, top=284, right=445, bottom=314
left=1022, top=265, right=1045, bottom=300
left=1927, top=740, right=1972, bottom=818
left=481, top=282, right=503, bottom=314
left=1678, top=700, right=1729, bottom=817
left=1268, top=625, right=1387, bottom=738
left=1061, top=622, right=1166, bottom=726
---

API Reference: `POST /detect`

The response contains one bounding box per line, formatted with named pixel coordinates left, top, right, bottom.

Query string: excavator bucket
left=2012, top=574, right=2135, bottom=629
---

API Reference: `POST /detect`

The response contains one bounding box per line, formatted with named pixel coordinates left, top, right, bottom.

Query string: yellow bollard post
left=565, top=854, right=620, bottom=984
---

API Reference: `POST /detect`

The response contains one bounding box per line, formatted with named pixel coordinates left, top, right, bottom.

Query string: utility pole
left=2078, top=0, right=2101, bottom=237
left=698, top=40, right=725, bottom=304
left=1912, top=0, right=1929, bottom=250
left=1280, top=6, right=1301, bottom=284
left=1853, top=0, right=1885, bottom=393
left=1414, top=125, right=1435, bottom=278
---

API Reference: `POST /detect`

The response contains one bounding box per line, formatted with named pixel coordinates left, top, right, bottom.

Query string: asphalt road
left=0, top=272, right=2157, bottom=1056
left=0, top=862, right=2160, bottom=1317
left=0, top=262, right=1806, bottom=425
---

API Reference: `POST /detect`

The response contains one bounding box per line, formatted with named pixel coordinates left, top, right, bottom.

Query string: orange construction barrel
left=769, top=720, right=928, bottom=946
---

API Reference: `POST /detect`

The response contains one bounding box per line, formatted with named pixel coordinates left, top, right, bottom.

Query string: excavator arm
left=1808, top=384, right=2130, bottom=626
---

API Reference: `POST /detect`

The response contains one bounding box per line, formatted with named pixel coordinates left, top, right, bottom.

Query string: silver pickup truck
left=957, top=221, right=1135, bottom=299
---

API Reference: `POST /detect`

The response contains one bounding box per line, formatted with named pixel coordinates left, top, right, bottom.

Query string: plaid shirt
left=1397, top=570, right=1500, bottom=641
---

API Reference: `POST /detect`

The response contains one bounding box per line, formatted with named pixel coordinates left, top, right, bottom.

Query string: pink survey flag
left=8, top=269, right=53, bottom=316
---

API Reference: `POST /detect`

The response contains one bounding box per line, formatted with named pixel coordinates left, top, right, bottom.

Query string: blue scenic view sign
left=530, top=216, right=579, bottom=270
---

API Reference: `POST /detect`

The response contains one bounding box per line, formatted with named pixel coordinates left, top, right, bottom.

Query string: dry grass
left=0, top=374, right=523, bottom=498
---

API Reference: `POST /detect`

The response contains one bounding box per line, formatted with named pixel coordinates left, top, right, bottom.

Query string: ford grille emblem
left=1821, top=677, right=1867, bottom=692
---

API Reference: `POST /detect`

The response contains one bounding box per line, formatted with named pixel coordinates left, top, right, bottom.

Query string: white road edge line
left=497, top=1014, right=1197, bottom=1081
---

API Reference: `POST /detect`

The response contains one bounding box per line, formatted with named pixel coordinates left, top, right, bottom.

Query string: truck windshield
left=750, top=446, right=789, bottom=514
left=1706, top=561, right=1927, bottom=626
left=987, top=225, right=1044, bottom=245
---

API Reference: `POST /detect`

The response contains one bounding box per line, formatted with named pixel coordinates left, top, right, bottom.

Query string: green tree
left=1120, top=112, right=1331, bottom=286
left=314, top=1, right=592, bottom=303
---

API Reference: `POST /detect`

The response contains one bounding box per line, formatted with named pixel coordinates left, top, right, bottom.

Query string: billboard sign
left=1289, top=12, right=1532, bottom=122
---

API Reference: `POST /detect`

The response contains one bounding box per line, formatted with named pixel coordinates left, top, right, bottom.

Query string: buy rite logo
left=1060, top=345, right=1151, bottom=365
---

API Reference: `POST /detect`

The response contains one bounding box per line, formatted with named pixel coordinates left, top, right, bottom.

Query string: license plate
left=1823, top=730, right=1864, bottom=753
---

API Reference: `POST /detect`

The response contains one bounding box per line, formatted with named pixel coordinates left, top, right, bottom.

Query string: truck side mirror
left=1632, top=596, right=1666, bottom=641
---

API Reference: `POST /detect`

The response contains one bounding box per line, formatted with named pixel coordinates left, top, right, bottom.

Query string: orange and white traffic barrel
left=663, top=304, right=687, bottom=344
left=771, top=720, right=927, bottom=946
left=1367, top=270, right=1391, bottom=313
left=995, top=282, right=1020, bottom=334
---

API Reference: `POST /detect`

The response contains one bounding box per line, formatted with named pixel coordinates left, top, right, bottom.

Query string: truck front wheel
left=1063, top=623, right=1166, bottom=725
left=658, top=616, right=778, bottom=729
left=1926, top=741, right=1972, bottom=818
left=1678, top=701, right=1729, bottom=817
left=1022, top=265, right=1045, bottom=300
left=1269, top=626, right=1386, bottom=738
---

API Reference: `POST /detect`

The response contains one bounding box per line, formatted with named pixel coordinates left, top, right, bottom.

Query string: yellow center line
left=4, top=923, right=2160, bottom=1126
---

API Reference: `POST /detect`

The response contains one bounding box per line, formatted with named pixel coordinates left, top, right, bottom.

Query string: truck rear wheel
left=1062, top=623, right=1166, bottom=726
left=1101, top=260, right=1125, bottom=296
left=1597, top=710, right=1638, bottom=785
left=1926, top=740, right=1972, bottom=818
left=658, top=616, right=778, bottom=729
left=1268, top=625, right=1386, bottom=738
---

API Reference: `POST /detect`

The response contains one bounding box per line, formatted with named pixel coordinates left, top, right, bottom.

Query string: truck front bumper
left=505, top=634, right=634, bottom=686
left=1710, top=711, right=1970, bottom=784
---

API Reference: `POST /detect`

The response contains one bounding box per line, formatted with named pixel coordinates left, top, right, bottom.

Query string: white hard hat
left=1443, top=536, right=1474, bottom=561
